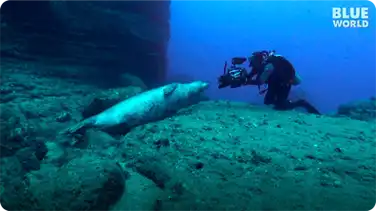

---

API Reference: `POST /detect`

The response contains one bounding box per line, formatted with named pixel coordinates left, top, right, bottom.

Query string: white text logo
left=332, top=7, right=369, bottom=28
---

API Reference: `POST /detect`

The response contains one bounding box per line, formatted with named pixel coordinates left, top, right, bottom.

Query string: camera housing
left=218, top=57, right=248, bottom=88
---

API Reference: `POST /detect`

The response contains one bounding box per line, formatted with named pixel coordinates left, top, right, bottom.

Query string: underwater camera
left=218, top=57, right=248, bottom=89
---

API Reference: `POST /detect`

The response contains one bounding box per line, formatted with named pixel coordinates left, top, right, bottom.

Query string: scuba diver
left=218, top=50, right=320, bottom=114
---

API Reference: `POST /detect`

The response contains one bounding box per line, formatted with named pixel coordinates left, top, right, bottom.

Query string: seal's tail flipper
left=60, top=118, right=93, bottom=135
left=163, top=83, right=178, bottom=98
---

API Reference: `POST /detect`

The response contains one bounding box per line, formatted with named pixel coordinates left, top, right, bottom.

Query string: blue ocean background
left=168, top=0, right=376, bottom=113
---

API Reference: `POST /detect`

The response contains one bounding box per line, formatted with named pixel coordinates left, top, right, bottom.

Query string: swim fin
left=294, top=99, right=321, bottom=115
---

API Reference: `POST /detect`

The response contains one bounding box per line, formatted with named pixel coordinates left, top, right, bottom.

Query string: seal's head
left=187, top=81, right=209, bottom=94
left=181, top=81, right=209, bottom=103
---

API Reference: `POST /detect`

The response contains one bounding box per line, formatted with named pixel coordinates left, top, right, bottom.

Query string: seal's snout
left=187, top=81, right=209, bottom=93
left=201, top=82, right=209, bottom=91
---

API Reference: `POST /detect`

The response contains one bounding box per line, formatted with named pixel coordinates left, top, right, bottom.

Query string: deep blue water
left=168, top=0, right=376, bottom=113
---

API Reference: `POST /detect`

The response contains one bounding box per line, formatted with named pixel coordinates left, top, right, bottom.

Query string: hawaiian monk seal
left=63, top=81, right=209, bottom=135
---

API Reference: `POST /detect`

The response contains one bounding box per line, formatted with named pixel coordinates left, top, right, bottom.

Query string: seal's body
left=65, top=81, right=209, bottom=134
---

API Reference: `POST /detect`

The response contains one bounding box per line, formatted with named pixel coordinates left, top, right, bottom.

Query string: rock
left=44, top=144, right=84, bottom=168
left=1, top=155, right=127, bottom=210
left=0, top=104, right=36, bottom=157
left=336, top=97, right=376, bottom=121
left=1, top=1, right=171, bottom=87
left=31, top=139, right=48, bottom=161
left=112, top=171, right=162, bottom=211
left=70, top=129, right=122, bottom=155
left=0, top=157, right=35, bottom=211
left=0, top=156, right=25, bottom=183
left=15, top=147, right=41, bottom=172
left=82, top=86, right=143, bottom=119
left=56, top=112, right=72, bottom=122
left=117, top=100, right=376, bottom=210
left=119, top=73, right=148, bottom=90
left=127, top=155, right=172, bottom=189
left=44, top=141, right=65, bottom=164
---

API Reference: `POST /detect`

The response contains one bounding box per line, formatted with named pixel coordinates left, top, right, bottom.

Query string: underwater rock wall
left=0, top=1, right=170, bottom=87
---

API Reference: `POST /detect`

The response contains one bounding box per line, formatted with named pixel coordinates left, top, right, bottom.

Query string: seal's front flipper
left=163, top=83, right=178, bottom=98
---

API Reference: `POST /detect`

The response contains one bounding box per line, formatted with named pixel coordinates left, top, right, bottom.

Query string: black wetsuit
left=248, top=56, right=320, bottom=114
